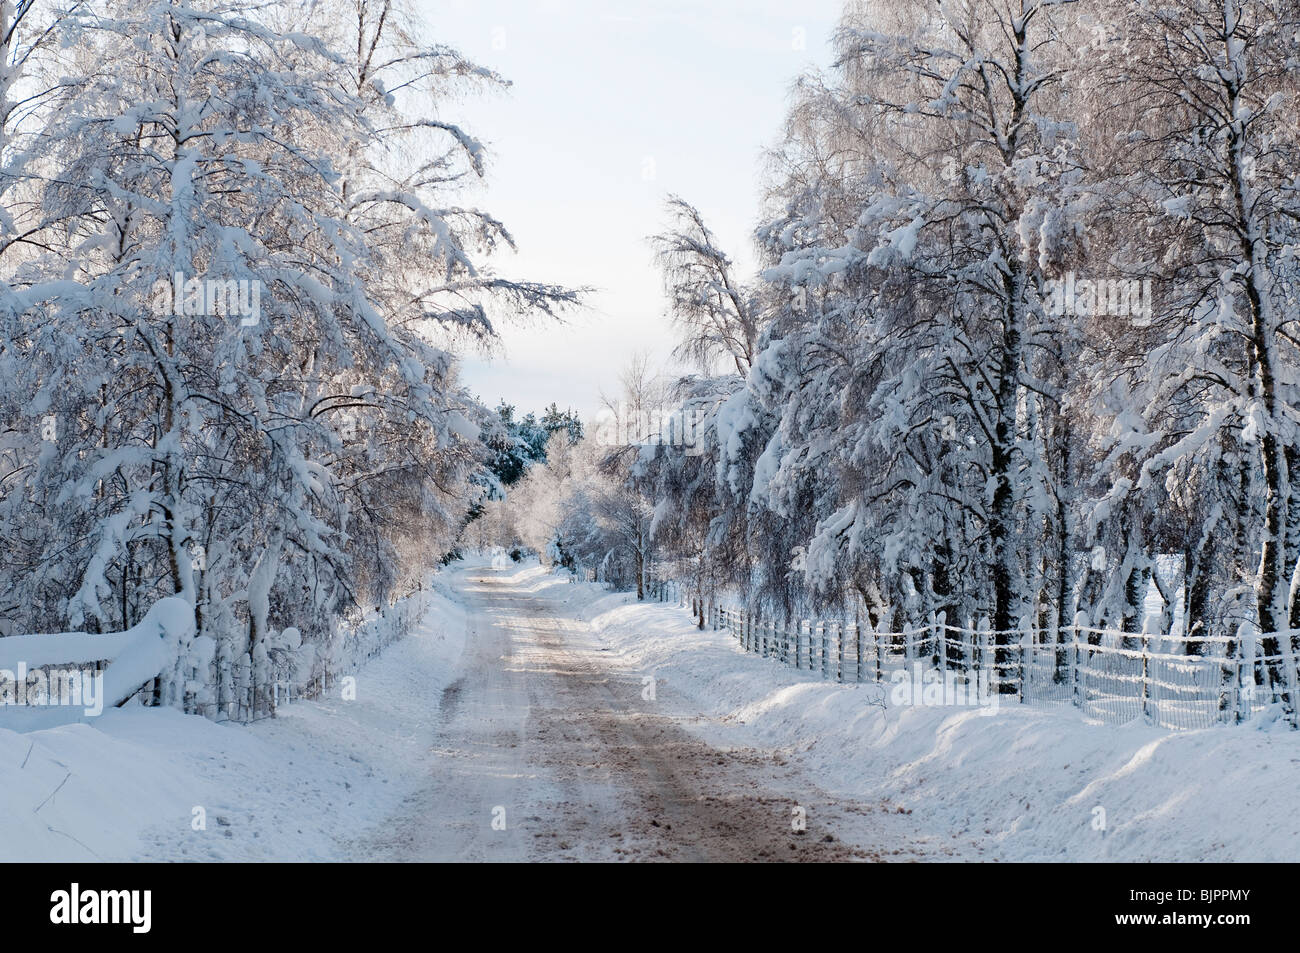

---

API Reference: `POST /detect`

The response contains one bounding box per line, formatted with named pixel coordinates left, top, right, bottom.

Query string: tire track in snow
left=355, top=567, right=908, bottom=862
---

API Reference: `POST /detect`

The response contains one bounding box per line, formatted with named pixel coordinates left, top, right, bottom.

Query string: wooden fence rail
left=636, top=578, right=1297, bottom=729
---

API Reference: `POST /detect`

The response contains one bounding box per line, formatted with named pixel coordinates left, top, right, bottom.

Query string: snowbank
left=537, top=568, right=1300, bottom=862
left=0, top=567, right=474, bottom=861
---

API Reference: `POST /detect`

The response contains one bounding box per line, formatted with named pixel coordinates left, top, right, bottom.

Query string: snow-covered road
left=350, top=565, right=915, bottom=861
left=11, top=558, right=1292, bottom=862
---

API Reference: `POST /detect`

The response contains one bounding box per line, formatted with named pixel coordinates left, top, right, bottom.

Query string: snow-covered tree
left=1080, top=0, right=1300, bottom=709
left=0, top=0, right=577, bottom=716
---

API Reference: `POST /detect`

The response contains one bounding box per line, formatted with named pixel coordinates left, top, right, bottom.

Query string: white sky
left=417, top=0, right=843, bottom=420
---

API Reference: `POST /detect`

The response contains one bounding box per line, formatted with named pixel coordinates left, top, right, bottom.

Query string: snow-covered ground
left=3, top=557, right=1296, bottom=862
left=0, top=569, right=472, bottom=861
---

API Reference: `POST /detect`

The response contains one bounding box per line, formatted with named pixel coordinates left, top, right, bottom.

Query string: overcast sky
left=418, top=0, right=843, bottom=420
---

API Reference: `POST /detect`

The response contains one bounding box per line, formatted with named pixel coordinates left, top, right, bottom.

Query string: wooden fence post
left=836, top=620, right=845, bottom=683
left=821, top=621, right=829, bottom=680
left=1016, top=619, right=1029, bottom=705
left=856, top=615, right=864, bottom=683
left=1141, top=633, right=1151, bottom=722
left=1140, top=614, right=1158, bottom=723
left=977, top=618, right=991, bottom=694
left=874, top=619, right=883, bottom=683
left=1072, top=611, right=1086, bottom=710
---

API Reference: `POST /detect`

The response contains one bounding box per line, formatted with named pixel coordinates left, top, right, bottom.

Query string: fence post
left=1140, top=632, right=1151, bottom=722
left=836, top=620, right=845, bottom=683
left=821, top=621, right=829, bottom=680
left=873, top=621, right=883, bottom=681
left=1013, top=616, right=1024, bottom=696
left=1140, top=613, right=1159, bottom=723
left=963, top=616, right=974, bottom=683
left=1072, top=611, right=1086, bottom=710
left=856, top=614, right=864, bottom=683
left=978, top=618, right=991, bottom=694
left=1229, top=626, right=1249, bottom=725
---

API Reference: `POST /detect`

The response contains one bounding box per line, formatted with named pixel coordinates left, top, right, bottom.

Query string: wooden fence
left=637, top=577, right=1297, bottom=729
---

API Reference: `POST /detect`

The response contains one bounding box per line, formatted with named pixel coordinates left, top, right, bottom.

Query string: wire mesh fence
left=697, top=601, right=1299, bottom=730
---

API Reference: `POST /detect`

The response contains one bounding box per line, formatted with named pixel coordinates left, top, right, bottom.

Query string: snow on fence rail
left=0, top=597, right=195, bottom=717
left=0, top=582, right=434, bottom=725
left=237, top=586, right=433, bottom=724
left=641, top=579, right=1298, bottom=730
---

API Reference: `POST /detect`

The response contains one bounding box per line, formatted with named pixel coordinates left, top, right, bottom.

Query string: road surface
left=350, top=568, right=920, bottom=862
